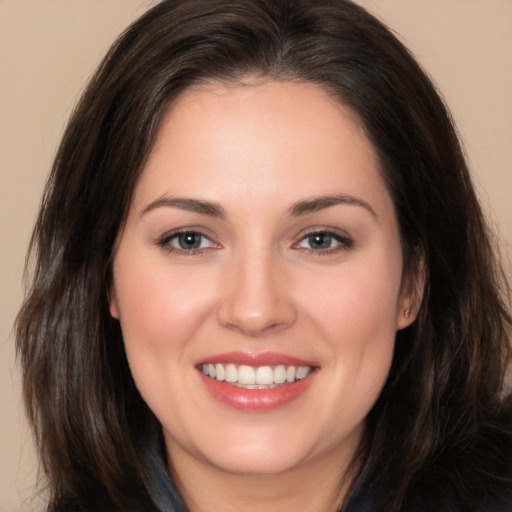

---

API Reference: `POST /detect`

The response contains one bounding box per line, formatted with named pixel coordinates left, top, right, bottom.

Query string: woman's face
left=110, top=81, right=416, bottom=478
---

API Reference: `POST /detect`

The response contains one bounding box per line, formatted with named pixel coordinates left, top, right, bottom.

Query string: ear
left=396, top=255, right=426, bottom=330
left=108, top=286, right=120, bottom=320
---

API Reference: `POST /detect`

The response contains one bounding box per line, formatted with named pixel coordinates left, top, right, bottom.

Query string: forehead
left=156, top=80, right=367, bottom=152
left=131, top=80, right=391, bottom=217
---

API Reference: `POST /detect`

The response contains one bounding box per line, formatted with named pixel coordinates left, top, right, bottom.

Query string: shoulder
left=355, top=459, right=512, bottom=512
left=480, top=490, right=512, bottom=512
left=408, top=476, right=512, bottom=512
left=412, top=422, right=512, bottom=511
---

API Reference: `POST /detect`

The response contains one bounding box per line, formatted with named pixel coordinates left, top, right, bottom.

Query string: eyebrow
left=288, top=195, right=377, bottom=219
left=140, top=197, right=226, bottom=218
left=140, top=193, right=376, bottom=220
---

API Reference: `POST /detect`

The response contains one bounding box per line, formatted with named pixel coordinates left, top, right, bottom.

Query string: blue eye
left=297, top=231, right=352, bottom=252
left=158, top=231, right=214, bottom=253
left=173, top=232, right=207, bottom=250
left=303, top=233, right=335, bottom=250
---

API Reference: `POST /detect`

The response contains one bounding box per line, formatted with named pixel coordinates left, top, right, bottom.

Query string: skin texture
left=110, top=81, right=419, bottom=511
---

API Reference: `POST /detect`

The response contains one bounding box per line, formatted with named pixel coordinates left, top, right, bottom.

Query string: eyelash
left=293, top=230, right=353, bottom=255
left=156, top=230, right=217, bottom=255
left=155, top=229, right=353, bottom=256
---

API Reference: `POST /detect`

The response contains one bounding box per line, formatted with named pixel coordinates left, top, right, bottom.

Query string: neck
left=166, top=441, right=361, bottom=512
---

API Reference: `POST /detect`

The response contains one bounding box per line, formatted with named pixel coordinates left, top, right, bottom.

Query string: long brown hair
left=16, top=1, right=512, bottom=510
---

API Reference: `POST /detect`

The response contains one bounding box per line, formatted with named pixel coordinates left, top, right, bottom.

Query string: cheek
left=111, top=256, right=219, bottom=395
left=303, top=258, right=402, bottom=340
left=299, top=256, right=401, bottom=399
left=115, top=257, right=211, bottom=337
left=112, top=262, right=213, bottom=415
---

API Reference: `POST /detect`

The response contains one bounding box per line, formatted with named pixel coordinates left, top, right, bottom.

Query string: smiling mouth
left=201, top=363, right=313, bottom=389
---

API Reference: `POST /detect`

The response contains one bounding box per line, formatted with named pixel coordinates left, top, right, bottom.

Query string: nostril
left=216, top=260, right=298, bottom=335
left=217, top=299, right=297, bottom=337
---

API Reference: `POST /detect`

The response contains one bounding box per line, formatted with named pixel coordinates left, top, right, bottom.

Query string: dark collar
left=143, top=445, right=377, bottom=512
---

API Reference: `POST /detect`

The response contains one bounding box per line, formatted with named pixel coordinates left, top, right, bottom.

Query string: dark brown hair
left=16, top=0, right=512, bottom=510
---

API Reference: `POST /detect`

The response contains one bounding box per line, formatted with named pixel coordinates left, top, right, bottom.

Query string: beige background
left=1, top=1, right=510, bottom=510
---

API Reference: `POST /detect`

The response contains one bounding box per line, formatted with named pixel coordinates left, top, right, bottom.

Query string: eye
left=295, top=230, right=353, bottom=253
left=157, top=230, right=217, bottom=254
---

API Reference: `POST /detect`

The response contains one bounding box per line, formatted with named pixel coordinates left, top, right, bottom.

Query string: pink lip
left=196, top=351, right=316, bottom=367
left=196, top=351, right=318, bottom=412
left=199, top=372, right=316, bottom=411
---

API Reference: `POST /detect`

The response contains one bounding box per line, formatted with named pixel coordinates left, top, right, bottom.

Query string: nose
left=217, top=249, right=297, bottom=337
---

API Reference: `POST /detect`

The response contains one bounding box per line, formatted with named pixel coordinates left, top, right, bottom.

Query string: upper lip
left=195, top=351, right=318, bottom=368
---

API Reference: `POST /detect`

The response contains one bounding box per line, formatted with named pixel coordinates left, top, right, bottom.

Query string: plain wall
left=1, top=1, right=510, bottom=510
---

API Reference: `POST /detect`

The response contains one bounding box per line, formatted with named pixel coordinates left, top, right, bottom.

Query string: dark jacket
left=144, top=448, right=512, bottom=512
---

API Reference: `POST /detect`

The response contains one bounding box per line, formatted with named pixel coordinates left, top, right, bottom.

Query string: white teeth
left=296, top=366, right=309, bottom=380
left=238, top=365, right=256, bottom=385
left=215, top=363, right=225, bottom=381
left=201, top=363, right=312, bottom=386
left=273, top=365, right=286, bottom=384
left=225, top=363, right=238, bottom=383
left=286, top=366, right=296, bottom=382
left=256, top=366, right=274, bottom=385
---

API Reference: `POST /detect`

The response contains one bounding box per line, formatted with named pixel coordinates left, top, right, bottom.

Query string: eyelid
left=153, top=226, right=353, bottom=256
left=292, top=227, right=353, bottom=253
left=155, top=227, right=221, bottom=254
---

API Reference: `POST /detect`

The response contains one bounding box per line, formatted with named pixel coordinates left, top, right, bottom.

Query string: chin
left=202, top=446, right=310, bottom=476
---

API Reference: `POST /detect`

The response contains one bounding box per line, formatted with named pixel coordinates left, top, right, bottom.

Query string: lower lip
left=199, top=371, right=315, bottom=411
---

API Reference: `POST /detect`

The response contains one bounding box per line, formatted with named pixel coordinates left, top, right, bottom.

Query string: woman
left=15, top=0, right=512, bottom=511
